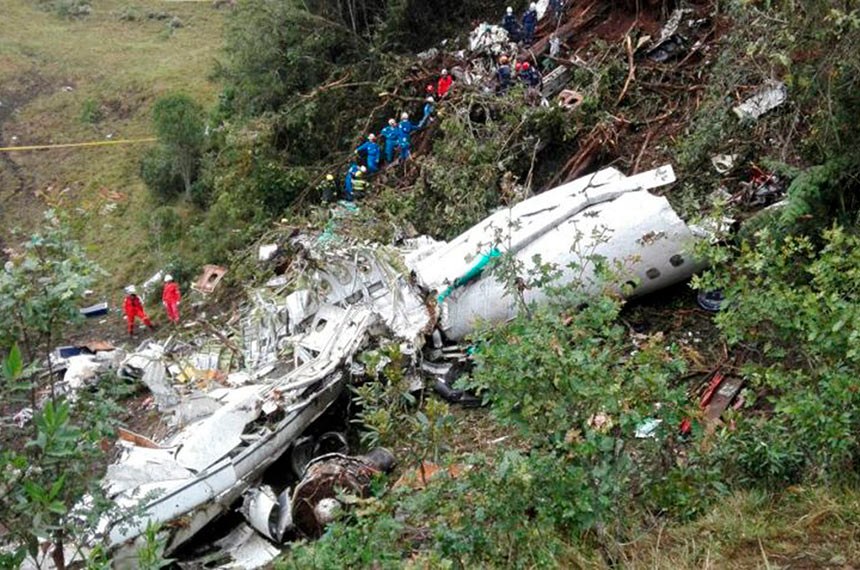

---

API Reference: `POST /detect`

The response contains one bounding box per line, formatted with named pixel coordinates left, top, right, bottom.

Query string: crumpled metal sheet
left=733, top=80, right=788, bottom=120
left=469, top=23, right=510, bottom=54
left=121, top=342, right=179, bottom=410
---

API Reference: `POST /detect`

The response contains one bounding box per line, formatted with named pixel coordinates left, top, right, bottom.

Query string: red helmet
left=522, top=62, right=531, bottom=71
left=425, top=84, right=434, bottom=93
left=515, top=62, right=523, bottom=71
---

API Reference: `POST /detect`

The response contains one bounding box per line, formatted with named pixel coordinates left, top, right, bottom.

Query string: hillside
left=1, top=0, right=860, bottom=568
left=0, top=0, right=224, bottom=290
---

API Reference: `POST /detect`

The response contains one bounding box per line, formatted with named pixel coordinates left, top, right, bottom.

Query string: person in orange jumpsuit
left=437, top=68, right=453, bottom=98
left=162, top=274, right=181, bottom=324
left=123, top=285, right=154, bottom=336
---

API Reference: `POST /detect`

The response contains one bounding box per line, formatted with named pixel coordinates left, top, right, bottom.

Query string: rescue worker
left=380, top=118, right=401, bottom=163
left=398, top=112, right=420, bottom=161
left=549, top=0, right=565, bottom=24
left=162, top=274, right=181, bottom=325
left=418, top=96, right=435, bottom=129
left=123, top=285, right=154, bottom=337
left=355, top=133, right=380, bottom=173
left=352, top=166, right=369, bottom=199
left=496, top=55, right=513, bottom=93
left=502, top=7, right=520, bottom=42
left=437, top=69, right=453, bottom=98
left=522, top=3, right=538, bottom=46
left=344, top=162, right=361, bottom=201
left=521, top=61, right=541, bottom=88
left=318, top=173, right=337, bottom=203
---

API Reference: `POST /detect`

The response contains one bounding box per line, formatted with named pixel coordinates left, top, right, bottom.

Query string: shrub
left=139, top=146, right=184, bottom=202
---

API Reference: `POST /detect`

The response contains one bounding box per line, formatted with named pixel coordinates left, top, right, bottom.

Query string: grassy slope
left=621, top=487, right=860, bottom=569
left=0, top=0, right=223, bottom=292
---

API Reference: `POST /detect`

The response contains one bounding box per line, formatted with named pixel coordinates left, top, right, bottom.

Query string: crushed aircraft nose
left=291, top=448, right=396, bottom=538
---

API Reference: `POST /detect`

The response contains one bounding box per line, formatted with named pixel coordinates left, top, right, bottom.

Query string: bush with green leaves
left=139, top=146, right=185, bottom=203
left=694, top=224, right=860, bottom=486
left=0, top=344, right=128, bottom=570
left=150, top=93, right=205, bottom=200
left=0, top=212, right=106, bottom=402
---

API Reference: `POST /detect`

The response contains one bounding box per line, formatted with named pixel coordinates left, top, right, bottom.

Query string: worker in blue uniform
left=380, top=118, right=401, bottom=164
left=398, top=112, right=420, bottom=161
left=355, top=133, right=380, bottom=173
left=344, top=163, right=364, bottom=201
left=502, top=7, right=520, bottom=42
left=418, top=96, right=435, bottom=129
left=522, top=3, right=538, bottom=46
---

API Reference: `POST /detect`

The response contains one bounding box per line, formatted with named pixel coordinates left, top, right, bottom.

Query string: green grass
left=0, top=0, right=224, bottom=291
left=620, top=487, right=860, bottom=569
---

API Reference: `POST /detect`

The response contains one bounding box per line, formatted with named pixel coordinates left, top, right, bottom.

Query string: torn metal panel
left=733, top=80, right=787, bottom=120
left=121, top=343, right=179, bottom=411
left=301, top=248, right=431, bottom=343
left=193, top=265, right=228, bottom=295
left=103, top=446, right=192, bottom=497
left=241, top=485, right=293, bottom=542
left=177, top=523, right=280, bottom=570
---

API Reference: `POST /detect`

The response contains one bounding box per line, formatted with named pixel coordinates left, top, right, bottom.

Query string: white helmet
left=368, top=133, right=376, bottom=141
left=125, top=285, right=137, bottom=295
left=426, top=96, right=435, bottom=103
left=506, top=6, right=513, bottom=15
left=530, top=2, right=536, bottom=10
left=441, top=68, right=448, bottom=75
left=359, top=165, right=367, bottom=173
left=388, top=118, right=396, bottom=126
left=401, top=112, right=409, bottom=120
left=164, top=274, right=173, bottom=282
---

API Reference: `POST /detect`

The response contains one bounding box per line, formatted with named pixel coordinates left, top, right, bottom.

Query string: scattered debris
left=557, top=89, right=584, bottom=110
left=79, top=301, right=109, bottom=318
left=733, top=80, right=788, bottom=120
left=258, top=243, right=279, bottom=261
left=711, top=154, right=738, bottom=174
left=193, top=264, right=228, bottom=294
left=634, top=418, right=663, bottom=439
left=702, top=373, right=744, bottom=425
left=469, top=23, right=511, bottom=55
left=697, top=290, right=725, bottom=312
left=646, top=35, right=686, bottom=63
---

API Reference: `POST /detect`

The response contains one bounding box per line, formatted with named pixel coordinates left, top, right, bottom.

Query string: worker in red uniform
left=123, top=285, right=154, bottom=336
left=437, top=69, right=453, bottom=98
left=162, top=274, right=181, bottom=325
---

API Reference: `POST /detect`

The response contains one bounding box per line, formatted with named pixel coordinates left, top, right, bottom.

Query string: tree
left=152, top=93, right=205, bottom=199
left=0, top=211, right=105, bottom=405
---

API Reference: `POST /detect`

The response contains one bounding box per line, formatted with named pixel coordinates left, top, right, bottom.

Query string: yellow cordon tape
left=0, top=137, right=157, bottom=152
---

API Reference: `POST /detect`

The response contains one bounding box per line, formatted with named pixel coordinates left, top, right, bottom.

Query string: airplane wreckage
left=42, top=165, right=713, bottom=567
